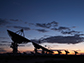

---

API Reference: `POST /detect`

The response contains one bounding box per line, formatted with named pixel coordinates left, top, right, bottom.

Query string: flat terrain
left=0, top=54, right=84, bottom=63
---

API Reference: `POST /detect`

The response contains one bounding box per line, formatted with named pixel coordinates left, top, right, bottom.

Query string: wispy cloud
left=58, top=26, right=70, bottom=31
left=7, top=26, right=31, bottom=30
left=0, top=18, right=10, bottom=26
left=36, top=29, right=48, bottom=33
left=51, top=28, right=58, bottom=31
left=0, top=37, right=9, bottom=39
left=51, top=26, right=70, bottom=31
left=0, top=41, right=11, bottom=46
left=0, top=41, right=11, bottom=43
left=0, top=44, right=10, bottom=46
left=13, top=26, right=31, bottom=30
left=0, top=48, right=7, bottom=52
left=36, top=21, right=58, bottom=28
left=61, top=30, right=80, bottom=35
left=36, top=23, right=51, bottom=28
left=72, top=26, right=76, bottom=28
left=30, top=39, right=41, bottom=43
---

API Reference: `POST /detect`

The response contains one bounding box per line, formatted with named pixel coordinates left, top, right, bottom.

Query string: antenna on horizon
left=74, top=51, right=78, bottom=55
left=64, top=50, right=69, bottom=55
left=57, top=50, right=62, bottom=55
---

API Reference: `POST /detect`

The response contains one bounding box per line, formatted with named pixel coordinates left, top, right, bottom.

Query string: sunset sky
left=0, top=0, right=84, bottom=54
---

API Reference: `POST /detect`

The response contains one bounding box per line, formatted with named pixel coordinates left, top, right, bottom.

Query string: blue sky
left=0, top=0, right=84, bottom=54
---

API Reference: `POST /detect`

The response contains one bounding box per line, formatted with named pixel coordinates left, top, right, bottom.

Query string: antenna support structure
left=10, top=29, right=25, bottom=54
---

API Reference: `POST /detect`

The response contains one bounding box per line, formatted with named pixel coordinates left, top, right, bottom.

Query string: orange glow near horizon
left=1, top=42, right=84, bottom=55
left=53, top=51, right=84, bottom=55
left=1, top=48, right=84, bottom=55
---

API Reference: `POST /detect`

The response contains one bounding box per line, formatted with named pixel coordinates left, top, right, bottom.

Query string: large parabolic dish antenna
left=32, top=42, right=53, bottom=53
left=7, top=29, right=53, bottom=54
left=7, top=29, right=31, bottom=54
left=7, top=30, right=31, bottom=44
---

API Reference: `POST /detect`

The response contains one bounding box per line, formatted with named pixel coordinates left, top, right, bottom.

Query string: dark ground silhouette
left=0, top=54, right=84, bottom=63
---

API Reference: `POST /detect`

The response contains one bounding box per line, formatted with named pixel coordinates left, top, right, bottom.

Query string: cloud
left=36, top=23, right=51, bottom=28
left=30, top=39, right=41, bottom=43
left=58, top=26, right=70, bottom=31
left=50, top=26, right=80, bottom=35
left=52, top=45, right=58, bottom=47
left=13, top=26, right=30, bottom=30
left=36, top=21, right=58, bottom=28
left=31, top=35, right=84, bottom=44
left=0, top=41, right=11, bottom=43
left=36, top=29, right=48, bottom=33
left=79, top=34, right=84, bottom=36
left=0, top=41, right=11, bottom=46
left=28, top=23, right=35, bottom=26
left=7, top=26, right=31, bottom=30
left=51, top=26, right=70, bottom=31
left=0, top=37, right=9, bottom=39
left=10, top=19, right=19, bottom=21
left=0, top=18, right=9, bottom=25
left=61, top=30, right=80, bottom=35
left=51, top=28, right=58, bottom=31
left=6, top=26, right=12, bottom=28
left=0, top=44, right=10, bottom=46
left=0, top=48, right=7, bottom=52
left=72, top=26, right=76, bottom=28
left=74, top=34, right=84, bottom=36
left=18, top=44, right=25, bottom=47
left=50, top=21, right=58, bottom=27
left=44, top=44, right=58, bottom=49
left=41, top=35, right=84, bottom=44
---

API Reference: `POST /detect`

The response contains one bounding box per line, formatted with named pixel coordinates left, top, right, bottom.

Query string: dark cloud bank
left=31, top=35, right=84, bottom=44
left=42, top=35, right=84, bottom=44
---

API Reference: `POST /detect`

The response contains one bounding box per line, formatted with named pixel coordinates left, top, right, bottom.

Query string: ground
left=0, top=54, right=84, bottom=63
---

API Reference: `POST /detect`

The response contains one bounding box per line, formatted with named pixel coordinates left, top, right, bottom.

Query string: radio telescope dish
left=7, top=29, right=31, bottom=54
left=7, top=30, right=31, bottom=44
left=32, top=42, right=53, bottom=53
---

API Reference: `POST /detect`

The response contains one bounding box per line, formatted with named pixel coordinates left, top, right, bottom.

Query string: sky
left=0, top=0, right=84, bottom=54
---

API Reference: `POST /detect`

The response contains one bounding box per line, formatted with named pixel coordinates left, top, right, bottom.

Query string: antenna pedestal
left=10, top=42, right=18, bottom=54
left=34, top=48, right=38, bottom=54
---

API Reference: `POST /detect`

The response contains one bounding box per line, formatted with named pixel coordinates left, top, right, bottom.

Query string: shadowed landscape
left=1, top=54, right=84, bottom=63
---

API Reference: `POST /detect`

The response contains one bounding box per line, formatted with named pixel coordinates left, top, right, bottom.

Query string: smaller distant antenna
left=74, top=51, right=78, bottom=55
left=72, top=50, right=80, bottom=55
left=57, top=50, right=62, bottom=55
left=64, top=50, right=69, bottom=55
